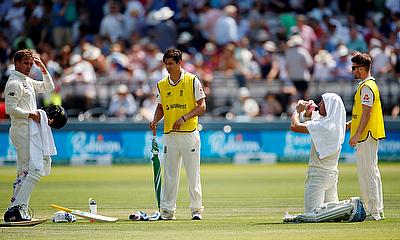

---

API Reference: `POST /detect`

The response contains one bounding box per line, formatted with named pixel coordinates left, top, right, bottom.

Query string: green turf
left=0, top=163, right=399, bottom=240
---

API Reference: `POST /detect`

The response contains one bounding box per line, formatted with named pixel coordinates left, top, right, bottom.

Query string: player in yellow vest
left=149, top=48, right=206, bottom=220
left=348, top=52, right=385, bottom=221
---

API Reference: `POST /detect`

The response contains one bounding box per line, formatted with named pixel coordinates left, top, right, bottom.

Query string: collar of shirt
left=10, top=70, right=28, bottom=81
left=358, top=76, right=375, bottom=86
left=168, top=68, right=185, bottom=85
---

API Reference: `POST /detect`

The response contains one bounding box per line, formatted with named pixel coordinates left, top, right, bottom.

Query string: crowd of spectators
left=0, top=0, right=399, bottom=121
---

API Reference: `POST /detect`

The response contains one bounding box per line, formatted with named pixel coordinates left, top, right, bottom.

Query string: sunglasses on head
left=351, top=65, right=366, bottom=71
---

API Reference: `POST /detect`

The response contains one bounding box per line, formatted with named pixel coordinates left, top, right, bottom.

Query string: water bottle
left=89, top=198, right=97, bottom=222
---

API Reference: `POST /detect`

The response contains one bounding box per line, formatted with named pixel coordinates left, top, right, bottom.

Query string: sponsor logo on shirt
left=166, top=103, right=187, bottom=110
left=8, top=92, right=15, bottom=96
left=363, top=94, right=369, bottom=101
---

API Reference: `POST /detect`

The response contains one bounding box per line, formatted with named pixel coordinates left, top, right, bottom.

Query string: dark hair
left=351, top=52, right=372, bottom=71
left=163, top=48, right=182, bottom=63
left=13, top=49, right=33, bottom=63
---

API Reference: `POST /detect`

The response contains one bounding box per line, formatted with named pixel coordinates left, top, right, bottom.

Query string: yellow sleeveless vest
left=157, top=72, right=198, bottom=134
left=351, top=78, right=385, bottom=142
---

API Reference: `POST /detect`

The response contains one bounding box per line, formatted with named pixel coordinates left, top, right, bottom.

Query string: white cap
left=239, top=87, right=250, bottom=98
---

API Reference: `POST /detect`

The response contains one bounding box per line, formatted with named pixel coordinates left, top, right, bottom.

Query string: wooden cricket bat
left=0, top=218, right=47, bottom=227
left=51, top=204, right=118, bottom=222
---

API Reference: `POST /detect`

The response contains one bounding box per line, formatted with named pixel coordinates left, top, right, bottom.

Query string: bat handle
left=152, top=128, right=156, bottom=137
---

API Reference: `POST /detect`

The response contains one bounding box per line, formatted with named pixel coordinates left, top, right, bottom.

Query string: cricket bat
left=51, top=204, right=118, bottom=222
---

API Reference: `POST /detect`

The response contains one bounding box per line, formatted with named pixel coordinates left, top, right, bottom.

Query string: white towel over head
left=305, top=93, right=346, bottom=158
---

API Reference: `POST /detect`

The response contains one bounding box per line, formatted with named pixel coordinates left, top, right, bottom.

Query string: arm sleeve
left=360, top=85, right=374, bottom=107
left=31, top=72, right=55, bottom=93
left=5, top=82, right=31, bottom=118
left=194, top=77, right=206, bottom=101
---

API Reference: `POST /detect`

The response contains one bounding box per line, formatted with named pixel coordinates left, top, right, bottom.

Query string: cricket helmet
left=3, top=205, right=32, bottom=222
left=41, top=104, right=68, bottom=129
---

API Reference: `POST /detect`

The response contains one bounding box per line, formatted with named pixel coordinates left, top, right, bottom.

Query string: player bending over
left=286, top=93, right=365, bottom=222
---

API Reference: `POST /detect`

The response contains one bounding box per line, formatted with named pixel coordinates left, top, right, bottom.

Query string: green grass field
left=1, top=163, right=399, bottom=240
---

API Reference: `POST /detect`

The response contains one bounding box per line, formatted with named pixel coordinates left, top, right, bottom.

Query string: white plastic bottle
left=89, top=198, right=97, bottom=222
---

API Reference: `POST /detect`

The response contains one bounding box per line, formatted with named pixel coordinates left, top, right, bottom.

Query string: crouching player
left=286, top=93, right=365, bottom=222
left=284, top=197, right=366, bottom=223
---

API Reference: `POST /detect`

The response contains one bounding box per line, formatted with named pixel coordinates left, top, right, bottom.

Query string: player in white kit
left=150, top=48, right=206, bottom=220
left=4, top=49, right=55, bottom=222
left=285, top=93, right=366, bottom=223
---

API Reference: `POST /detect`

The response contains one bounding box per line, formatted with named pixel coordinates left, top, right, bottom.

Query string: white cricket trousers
left=304, top=167, right=338, bottom=213
left=9, top=123, right=41, bottom=207
left=161, top=131, right=203, bottom=213
left=10, top=124, right=30, bottom=175
left=356, top=136, right=383, bottom=218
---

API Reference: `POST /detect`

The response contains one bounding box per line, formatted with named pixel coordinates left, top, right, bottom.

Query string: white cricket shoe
left=191, top=211, right=202, bottom=220
left=160, top=210, right=176, bottom=220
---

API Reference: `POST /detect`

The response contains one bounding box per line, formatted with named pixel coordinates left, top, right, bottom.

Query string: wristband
left=182, top=116, right=186, bottom=122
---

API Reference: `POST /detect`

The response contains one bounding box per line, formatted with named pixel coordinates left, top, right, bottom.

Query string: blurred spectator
left=0, top=34, right=11, bottom=76
left=285, top=35, right=313, bottom=99
left=308, top=0, right=333, bottom=22
left=108, top=84, right=137, bottom=118
left=62, top=53, right=97, bottom=111
left=324, top=19, right=350, bottom=48
left=235, top=37, right=261, bottom=81
left=201, top=42, right=220, bottom=73
left=347, top=26, right=368, bottom=53
left=12, top=30, right=35, bottom=51
left=3, top=0, right=25, bottom=43
left=82, top=43, right=107, bottom=74
left=198, top=3, right=221, bottom=42
left=313, top=50, right=336, bottom=81
left=332, top=44, right=352, bottom=81
left=385, top=0, right=400, bottom=15
left=290, top=15, right=317, bottom=54
left=254, top=40, right=279, bottom=82
left=106, top=43, right=131, bottom=83
left=0, top=91, right=6, bottom=120
left=51, top=0, right=76, bottom=48
left=177, top=31, right=195, bottom=54
left=123, top=0, right=145, bottom=38
left=139, top=91, right=157, bottom=121
left=247, top=1, right=269, bottom=43
left=149, top=7, right=177, bottom=52
left=99, top=1, right=124, bottom=43
left=392, top=97, right=400, bottom=118
left=174, top=3, right=196, bottom=35
left=229, top=87, right=260, bottom=119
left=369, top=39, right=394, bottom=77
left=214, top=5, right=239, bottom=46
left=260, top=92, right=283, bottom=118
left=26, top=1, right=46, bottom=46
left=219, top=43, right=249, bottom=87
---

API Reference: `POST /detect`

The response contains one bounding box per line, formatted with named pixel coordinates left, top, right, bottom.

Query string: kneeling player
left=283, top=197, right=366, bottom=223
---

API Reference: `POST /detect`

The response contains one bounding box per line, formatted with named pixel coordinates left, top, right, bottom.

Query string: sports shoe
left=379, top=211, right=385, bottom=220
left=191, top=211, right=202, bottom=220
left=365, top=214, right=381, bottom=221
left=4, top=205, right=32, bottom=222
left=283, top=212, right=299, bottom=223
left=160, top=210, right=176, bottom=220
